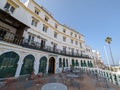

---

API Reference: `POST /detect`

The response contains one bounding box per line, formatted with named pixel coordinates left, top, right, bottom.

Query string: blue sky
left=22, top=0, right=120, bottom=65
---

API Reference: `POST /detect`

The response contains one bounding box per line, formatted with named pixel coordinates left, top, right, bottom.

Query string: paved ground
left=0, top=72, right=119, bottom=90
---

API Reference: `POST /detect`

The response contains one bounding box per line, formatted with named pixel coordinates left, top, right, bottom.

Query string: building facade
left=0, top=0, right=95, bottom=78
left=92, top=50, right=104, bottom=69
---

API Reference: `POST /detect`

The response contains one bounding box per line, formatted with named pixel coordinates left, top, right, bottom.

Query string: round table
left=42, top=83, right=67, bottom=90
left=73, top=70, right=80, bottom=73
left=67, top=74, right=79, bottom=78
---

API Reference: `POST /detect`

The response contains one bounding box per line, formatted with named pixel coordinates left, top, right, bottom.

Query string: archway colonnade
left=0, top=51, right=94, bottom=78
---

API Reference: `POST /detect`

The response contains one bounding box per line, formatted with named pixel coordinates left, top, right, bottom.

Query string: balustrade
left=80, top=67, right=120, bottom=86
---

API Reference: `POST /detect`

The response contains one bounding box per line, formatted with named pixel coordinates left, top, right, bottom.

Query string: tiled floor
left=0, top=72, right=119, bottom=90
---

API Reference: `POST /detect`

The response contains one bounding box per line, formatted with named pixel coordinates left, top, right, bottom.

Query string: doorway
left=48, top=57, right=55, bottom=74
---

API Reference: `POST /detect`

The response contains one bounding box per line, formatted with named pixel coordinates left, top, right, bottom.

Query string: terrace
left=0, top=68, right=119, bottom=90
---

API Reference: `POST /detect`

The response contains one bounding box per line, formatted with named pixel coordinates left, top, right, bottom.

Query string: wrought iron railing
left=0, top=29, right=91, bottom=59
left=0, top=29, right=23, bottom=45
left=21, top=39, right=91, bottom=58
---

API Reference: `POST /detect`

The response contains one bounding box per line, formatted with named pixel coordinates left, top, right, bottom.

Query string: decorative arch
left=81, top=60, right=83, bottom=67
left=59, top=58, right=62, bottom=68
left=0, top=51, right=19, bottom=78
left=48, top=57, right=55, bottom=74
left=66, top=59, right=68, bottom=67
left=20, top=54, right=35, bottom=75
left=39, top=56, right=47, bottom=73
left=76, top=60, right=79, bottom=66
left=63, top=58, right=65, bottom=67
left=90, top=61, right=93, bottom=67
left=84, top=60, right=87, bottom=67
left=87, top=61, right=90, bottom=67
left=72, top=59, right=75, bottom=66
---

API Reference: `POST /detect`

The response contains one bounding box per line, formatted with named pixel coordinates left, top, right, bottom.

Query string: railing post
left=117, top=74, right=120, bottom=86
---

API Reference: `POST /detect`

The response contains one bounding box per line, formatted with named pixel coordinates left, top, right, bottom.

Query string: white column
left=55, top=56, right=59, bottom=73
left=46, top=56, right=49, bottom=73
left=15, top=54, right=24, bottom=77
left=117, top=74, right=120, bottom=86
left=112, top=73, right=116, bottom=84
left=34, top=55, right=39, bottom=75
left=15, top=62, right=23, bottom=77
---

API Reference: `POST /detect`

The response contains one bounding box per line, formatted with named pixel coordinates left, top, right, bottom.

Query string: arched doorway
left=39, top=56, right=47, bottom=73
left=0, top=51, right=19, bottom=78
left=72, top=59, right=75, bottom=66
left=20, top=55, right=35, bottom=75
left=48, top=57, right=55, bottom=74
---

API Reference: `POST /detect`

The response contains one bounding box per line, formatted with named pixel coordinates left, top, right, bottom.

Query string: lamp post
left=105, top=37, right=115, bottom=66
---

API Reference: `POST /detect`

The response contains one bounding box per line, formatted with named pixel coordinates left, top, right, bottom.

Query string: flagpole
left=104, top=45, right=111, bottom=71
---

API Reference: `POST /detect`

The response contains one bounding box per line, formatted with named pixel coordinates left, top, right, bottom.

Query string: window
left=63, top=36, right=66, bottom=42
left=66, top=59, right=68, bottom=67
left=31, top=19, right=38, bottom=27
left=41, top=40, right=46, bottom=48
left=59, top=58, right=62, bottom=68
left=10, top=6, right=15, bottom=13
left=35, top=10, right=39, bottom=15
left=75, top=34, right=77, bottom=37
left=63, top=46, right=66, bottom=52
left=43, top=25, right=48, bottom=32
left=28, top=35, right=34, bottom=45
left=4, top=3, right=15, bottom=13
left=55, top=24, right=58, bottom=29
left=34, top=7, right=40, bottom=15
left=45, top=16, right=49, bottom=22
left=79, top=36, right=81, bottom=39
left=4, top=3, right=10, bottom=9
left=71, top=32, right=73, bottom=36
left=80, top=43, right=82, bottom=48
left=75, top=41, right=78, bottom=45
left=63, top=29, right=66, bottom=33
left=71, top=39, right=73, bottom=44
left=54, top=32, right=57, bottom=38
left=76, top=49, right=79, bottom=54
left=63, top=58, right=65, bottom=67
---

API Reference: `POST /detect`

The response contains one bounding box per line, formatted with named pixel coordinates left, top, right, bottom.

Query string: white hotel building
left=0, top=0, right=96, bottom=78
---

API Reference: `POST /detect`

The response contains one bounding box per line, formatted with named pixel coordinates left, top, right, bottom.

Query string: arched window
left=72, top=59, right=75, bottom=66
left=76, top=60, right=79, bottom=66
left=66, top=59, right=68, bottom=67
left=39, top=56, right=47, bottom=73
left=20, top=55, right=35, bottom=75
left=0, top=51, right=19, bottom=78
left=59, top=58, right=62, bottom=68
left=81, top=60, right=83, bottom=67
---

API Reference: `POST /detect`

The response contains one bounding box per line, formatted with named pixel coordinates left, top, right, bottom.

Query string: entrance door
left=48, top=57, right=55, bottom=74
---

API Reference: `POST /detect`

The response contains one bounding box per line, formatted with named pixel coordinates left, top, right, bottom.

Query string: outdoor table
left=72, top=70, right=80, bottom=74
left=42, top=83, right=67, bottom=90
left=66, top=74, right=79, bottom=78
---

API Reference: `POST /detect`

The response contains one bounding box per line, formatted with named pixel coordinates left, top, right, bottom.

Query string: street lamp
left=105, top=37, right=115, bottom=66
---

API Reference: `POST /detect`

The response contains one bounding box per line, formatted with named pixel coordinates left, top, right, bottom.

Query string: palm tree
left=105, top=37, right=115, bottom=66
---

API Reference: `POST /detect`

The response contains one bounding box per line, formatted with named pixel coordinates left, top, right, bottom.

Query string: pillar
left=34, top=55, right=39, bottom=75
left=15, top=53, right=24, bottom=77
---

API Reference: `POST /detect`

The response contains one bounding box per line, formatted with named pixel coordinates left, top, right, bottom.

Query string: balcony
left=0, top=29, right=91, bottom=59
left=0, top=29, right=23, bottom=45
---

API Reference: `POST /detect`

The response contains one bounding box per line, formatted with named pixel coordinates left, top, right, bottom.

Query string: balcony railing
left=21, top=39, right=91, bottom=58
left=0, top=29, right=23, bottom=45
left=0, top=29, right=91, bottom=59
